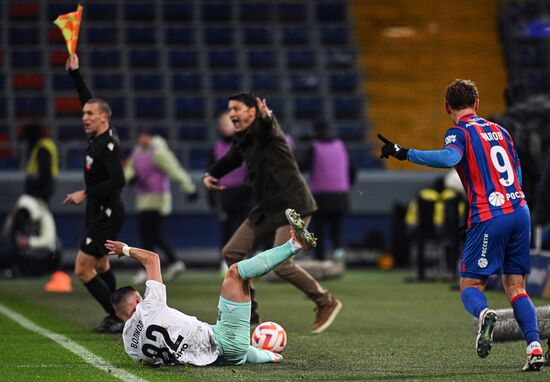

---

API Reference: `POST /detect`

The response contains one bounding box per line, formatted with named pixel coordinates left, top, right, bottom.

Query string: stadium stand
left=2, top=0, right=374, bottom=170
left=500, top=0, right=550, bottom=94
left=351, top=0, right=506, bottom=170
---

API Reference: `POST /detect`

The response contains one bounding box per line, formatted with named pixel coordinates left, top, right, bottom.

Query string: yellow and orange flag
left=53, top=4, right=83, bottom=55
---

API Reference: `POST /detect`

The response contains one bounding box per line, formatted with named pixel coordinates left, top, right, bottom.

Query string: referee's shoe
left=94, top=315, right=124, bottom=333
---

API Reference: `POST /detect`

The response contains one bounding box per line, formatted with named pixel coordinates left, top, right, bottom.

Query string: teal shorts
left=211, top=296, right=251, bottom=365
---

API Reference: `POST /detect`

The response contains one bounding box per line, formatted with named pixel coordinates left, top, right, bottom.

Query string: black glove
left=186, top=191, right=199, bottom=202
left=377, top=134, right=408, bottom=161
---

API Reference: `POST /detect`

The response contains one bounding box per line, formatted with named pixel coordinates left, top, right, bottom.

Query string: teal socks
left=237, top=241, right=300, bottom=280
left=245, top=346, right=278, bottom=363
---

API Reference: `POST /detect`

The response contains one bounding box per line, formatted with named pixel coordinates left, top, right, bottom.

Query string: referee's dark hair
left=228, top=92, right=259, bottom=112
left=85, top=98, right=112, bottom=119
left=445, top=79, right=479, bottom=111
left=111, top=286, right=138, bottom=311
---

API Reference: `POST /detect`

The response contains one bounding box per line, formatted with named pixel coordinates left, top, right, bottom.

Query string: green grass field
left=0, top=270, right=547, bottom=381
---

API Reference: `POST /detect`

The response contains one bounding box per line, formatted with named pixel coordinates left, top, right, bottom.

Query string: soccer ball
left=251, top=321, right=287, bottom=353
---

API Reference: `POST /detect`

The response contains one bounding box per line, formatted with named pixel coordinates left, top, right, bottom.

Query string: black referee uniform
left=82, top=129, right=125, bottom=256
left=69, top=67, right=126, bottom=333
left=70, top=69, right=125, bottom=257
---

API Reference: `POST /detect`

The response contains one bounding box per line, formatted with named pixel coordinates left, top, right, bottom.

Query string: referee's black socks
left=84, top=276, right=116, bottom=316
left=99, top=269, right=116, bottom=293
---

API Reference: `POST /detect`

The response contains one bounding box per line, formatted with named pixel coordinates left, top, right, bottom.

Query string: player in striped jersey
left=378, top=79, right=544, bottom=371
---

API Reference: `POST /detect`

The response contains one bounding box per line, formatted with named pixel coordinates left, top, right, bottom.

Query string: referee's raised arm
left=66, top=54, right=92, bottom=105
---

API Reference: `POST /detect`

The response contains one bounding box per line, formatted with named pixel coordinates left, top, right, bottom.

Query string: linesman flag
left=53, top=4, right=83, bottom=55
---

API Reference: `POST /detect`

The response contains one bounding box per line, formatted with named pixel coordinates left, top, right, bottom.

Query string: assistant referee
left=64, top=54, right=126, bottom=333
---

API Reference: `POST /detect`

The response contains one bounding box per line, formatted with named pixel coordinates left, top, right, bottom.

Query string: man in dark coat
left=204, top=93, right=341, bottom=334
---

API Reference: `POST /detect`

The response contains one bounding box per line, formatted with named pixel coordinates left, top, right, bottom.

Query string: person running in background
left=107, top=209, right=315, bottom=367
left=204, top=93, right=341, bottom=334
left=378, top=79, right=545, bottom=371
left=65, top=53, right=126, bottom=333
left=125, top=128, right=198, bottom=284
left=298, top=120, right=356, bottom=262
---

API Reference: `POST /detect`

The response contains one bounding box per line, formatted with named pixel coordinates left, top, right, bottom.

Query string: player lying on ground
left=105, top=209, right=316, bottom=367
left=378, top=79, right=545, bottom=371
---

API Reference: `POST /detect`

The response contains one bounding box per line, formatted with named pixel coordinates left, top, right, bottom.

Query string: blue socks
left=512, top=294, right=540, bottom=345
left=460, top=287, right=488, bottom=318
left=461, top=288, right=540, bottom=345
left=237, top=241, right=300, bottom=280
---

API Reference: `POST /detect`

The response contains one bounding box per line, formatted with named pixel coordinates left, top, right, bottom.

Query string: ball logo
left=488, top=192, right=505, bottom=207
left=445, top=135, right=457, bottom=145
left=478, top=258, right=488, bottom=268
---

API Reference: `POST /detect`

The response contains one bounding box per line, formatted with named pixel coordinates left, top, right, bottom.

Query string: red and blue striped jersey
left=443, top=113, right=525, bottom=226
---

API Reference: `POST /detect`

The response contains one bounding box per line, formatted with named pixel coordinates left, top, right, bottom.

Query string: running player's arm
left=204, top=146, right=244, bottom=190
left=66, top=54, right=93, bottom=105
left=407, top=128, right=465, bottom=168
left=105, top=240, right=162, bottom=283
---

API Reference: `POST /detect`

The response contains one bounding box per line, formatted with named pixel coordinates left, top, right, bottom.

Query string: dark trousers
left=138, top=211, right=177, bottom=264
left=311, top=212, right=344, bottom=261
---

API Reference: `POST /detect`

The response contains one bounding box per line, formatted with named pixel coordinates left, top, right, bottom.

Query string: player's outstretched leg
left=476, top=308, right=497, bottom=358
left=236, top=209, right=317, bottom=280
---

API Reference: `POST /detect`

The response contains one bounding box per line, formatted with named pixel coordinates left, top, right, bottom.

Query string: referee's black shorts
left=80, top=199, right=125, bottom=258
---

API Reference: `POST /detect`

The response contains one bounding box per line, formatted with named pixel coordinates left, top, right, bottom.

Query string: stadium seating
left=87, top=27, right=118, bottom=46
left=500, top=1, right=550, bottom=94
left=2, top=0, right=375, bottom=169
left=169, top=51, right=199, bottom=68
left=165, top=27, right=195, bottom=46
left=176, top=97, right=206, bottom=118
left=239, top=3, right=272, bottom=23
left=135, top=97, right=165, bottom=119
left=87, top=3, right=117, bottom=21
left=132, top=75, right=163, bottom=91
left=243, top=27, right=273, bottom=45
left=290, top=74, right=320, bottom=92
left=12, top=51, right=42, bottom=68
left=251, top=74, right=281, bottom=92
left=247, top=50, right=276, bottom=68
left=13, top=74, right=44, bottom=90
left=163, top=3, right=194, bottom=22
left=94, top=74, right=124, bottom=90
left=172, top=74, right=202, bottom=91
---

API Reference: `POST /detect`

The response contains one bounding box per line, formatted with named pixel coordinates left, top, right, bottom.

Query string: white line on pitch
left=0, top=303, right=148, bottom=382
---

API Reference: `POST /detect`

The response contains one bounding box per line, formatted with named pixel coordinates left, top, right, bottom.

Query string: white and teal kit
left=122, top=241, right=300, bottom=366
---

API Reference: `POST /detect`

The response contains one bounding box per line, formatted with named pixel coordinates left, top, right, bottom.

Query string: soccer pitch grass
left=0, top=270, right=547, bottom=381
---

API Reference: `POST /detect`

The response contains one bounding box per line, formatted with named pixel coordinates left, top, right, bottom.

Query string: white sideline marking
left=0, top=303, right=148, bottom=382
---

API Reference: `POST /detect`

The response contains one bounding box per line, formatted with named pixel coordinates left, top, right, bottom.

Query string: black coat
left=209, top=116, right=317, bottom=226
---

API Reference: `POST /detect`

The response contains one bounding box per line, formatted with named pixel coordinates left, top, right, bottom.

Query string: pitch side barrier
left=0, top=170, right=443, bottom=214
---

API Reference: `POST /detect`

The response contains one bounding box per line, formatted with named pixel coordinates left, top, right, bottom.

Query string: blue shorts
left=461, top=205, right=531, bottom=279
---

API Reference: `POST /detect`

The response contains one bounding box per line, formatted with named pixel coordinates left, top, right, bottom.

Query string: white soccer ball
left=251, top=321, right=287, bottom=353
